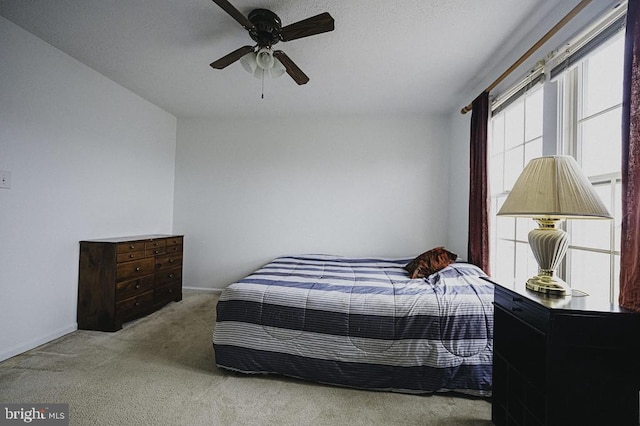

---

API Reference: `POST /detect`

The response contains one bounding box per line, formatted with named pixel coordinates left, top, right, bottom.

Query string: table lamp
left=497, top=155, right=612, bottom=296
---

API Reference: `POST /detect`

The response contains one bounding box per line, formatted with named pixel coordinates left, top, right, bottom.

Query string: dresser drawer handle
left=154, top=250, right=159, bottom=254
left=168, top=273, right=174, bottom=278
left=135, top=267, right=141, bottom=272
left=168, top=289, right=173, bottom=294
left=129, top=254, right=134, bottom=258
left=169, top=259, right=174, bottom=263
left=130, top=245, right=135, bottom=249
left=135, top=301, right=140, bottom=307
left=135, top=283, right=141, bottom=289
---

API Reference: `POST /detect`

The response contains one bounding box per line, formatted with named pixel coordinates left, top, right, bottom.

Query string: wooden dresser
left=489, top=279, right=640, bottom=426
left=78, top=234, right=183, bottom=331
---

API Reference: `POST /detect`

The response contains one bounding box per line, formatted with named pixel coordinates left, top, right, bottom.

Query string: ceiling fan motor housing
left=248, top=9, right=282, bottom=47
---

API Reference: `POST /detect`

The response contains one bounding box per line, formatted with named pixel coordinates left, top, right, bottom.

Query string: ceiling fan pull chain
left=261, top=69, right=265, bottom=99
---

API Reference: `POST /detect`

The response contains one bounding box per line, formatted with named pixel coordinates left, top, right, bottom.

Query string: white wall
left=446, top=111, right=471, bottom=257
left=174, top=116, right=450, bottom=290
left=0, top=17, right=177, bottom=361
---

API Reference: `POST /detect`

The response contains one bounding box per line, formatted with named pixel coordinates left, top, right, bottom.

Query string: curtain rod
left=460, top=0, right=593, bottom=114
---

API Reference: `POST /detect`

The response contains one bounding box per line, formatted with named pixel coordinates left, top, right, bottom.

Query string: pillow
left=405, top=247, right=457, bottom=279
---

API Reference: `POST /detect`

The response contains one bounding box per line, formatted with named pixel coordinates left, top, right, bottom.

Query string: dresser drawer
left=165, top=244, right=183, bottom=254
left=116, top=258, right=155, bottom=282
left=116, top=290, right=153, bottom=321
left=145, top=239, right=166, bottom=257
left=145, top=239, right=166, bottom=250
left=146, top=246, right=166, bottom=257
left=494, top=286, right=550, bottom=333
left=155, top=254, right=183, bottom=271
left=156, top=267, right=182, bottom=286
left=117, top=241, right=145, bottom=254
left=117, top=250, right=146, bottom=263
left=116, top=275, right=155, bottom=300
left=155, top=280, right=181, bottom=305
left=166, top=237, right=183, bottom=247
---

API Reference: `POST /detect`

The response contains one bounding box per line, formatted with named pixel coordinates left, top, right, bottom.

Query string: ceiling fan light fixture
left=252, top=68, right=264, bottom=79
left=255, top=47, right=275, bottom=70
left=239, top=52, right=258, bottom=75
left=269, top=57, right=286, bottom=78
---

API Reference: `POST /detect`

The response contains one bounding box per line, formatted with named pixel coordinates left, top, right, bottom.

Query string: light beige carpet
left=0, top=291, right=492, bottom=425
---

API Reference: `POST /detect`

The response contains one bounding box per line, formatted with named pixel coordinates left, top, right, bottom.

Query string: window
left=490, top=85, right=543, bottom=287
left=563, top=31, right=624, bottom=302
left=488, top=10, right=625, bottom=302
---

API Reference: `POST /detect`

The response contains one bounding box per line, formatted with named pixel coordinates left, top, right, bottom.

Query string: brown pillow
left=405, top=247, right=457, bottom=279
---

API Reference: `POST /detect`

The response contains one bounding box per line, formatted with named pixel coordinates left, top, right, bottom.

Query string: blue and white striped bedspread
left=213, top=255, right=493, bottom=396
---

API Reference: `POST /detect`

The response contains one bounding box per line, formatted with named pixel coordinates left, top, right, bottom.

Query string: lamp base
left=526, top=275, right=570, bottom=296
left=526, top=218, right=571, bottom=297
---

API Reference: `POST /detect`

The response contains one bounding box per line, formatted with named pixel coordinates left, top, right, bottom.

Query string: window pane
left=516, top=217, right=535, bottom=241
left=515, top=242, right=538, bottom=285
left=582, top=34, right=624, bottom=117
left=504, top=146, right=524, bottom=190
left=505, top=100, right=524, bottom=149
left=490, top=153, right=504, bottom=195
left=492, top=113, right=505, bottom=154
left=569, top=184, right=612, bottom=249
left=497, top=216, right=515, bottom=240
left=525, top=88, right=544, bottom=141
left=568, top=249, right=611, bottom=300
left=579, top=108, right=622, bottom=177
left=494, top=240, right=515, bottom=288
left=524, top=137, right=543, bottom=165
left=570, top=219, right=611, bottom=250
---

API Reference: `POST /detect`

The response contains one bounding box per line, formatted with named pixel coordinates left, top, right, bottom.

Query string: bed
left=212, top=254, right=493, bottom=396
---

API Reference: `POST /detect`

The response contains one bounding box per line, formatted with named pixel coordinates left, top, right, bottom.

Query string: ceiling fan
left=209, top=0, right=335, bottom=85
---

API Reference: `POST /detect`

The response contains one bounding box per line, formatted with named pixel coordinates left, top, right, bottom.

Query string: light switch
left=0, top=170, right=11, bottom=189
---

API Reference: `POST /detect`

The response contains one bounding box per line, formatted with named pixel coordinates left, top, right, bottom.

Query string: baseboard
left=0, top=323, right=77, bottom=363
left=183, top=286, right=223, bottom=294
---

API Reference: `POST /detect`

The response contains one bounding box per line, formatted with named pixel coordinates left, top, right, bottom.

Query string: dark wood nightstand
left=487, top=278, right=640, bottom=426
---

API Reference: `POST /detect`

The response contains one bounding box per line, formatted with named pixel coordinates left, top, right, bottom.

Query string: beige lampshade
left=497, top=155, right=612, bottom=219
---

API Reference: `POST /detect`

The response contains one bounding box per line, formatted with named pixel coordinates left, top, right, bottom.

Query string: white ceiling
left=0, top=0, right=567, bottom=118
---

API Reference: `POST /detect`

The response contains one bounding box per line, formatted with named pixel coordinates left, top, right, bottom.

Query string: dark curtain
left=467, top=91, right=491, bottom=275
left=620, top=0, right=640, bottom=311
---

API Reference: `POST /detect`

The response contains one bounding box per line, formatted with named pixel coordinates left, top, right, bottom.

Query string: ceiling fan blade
left=273, top=51, right=309, bottom=85
left=212, top=0, right=255, bottom=30
left=210, top=45, right=254, bottom=69
left=280, top=12, right=334, bottom=42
